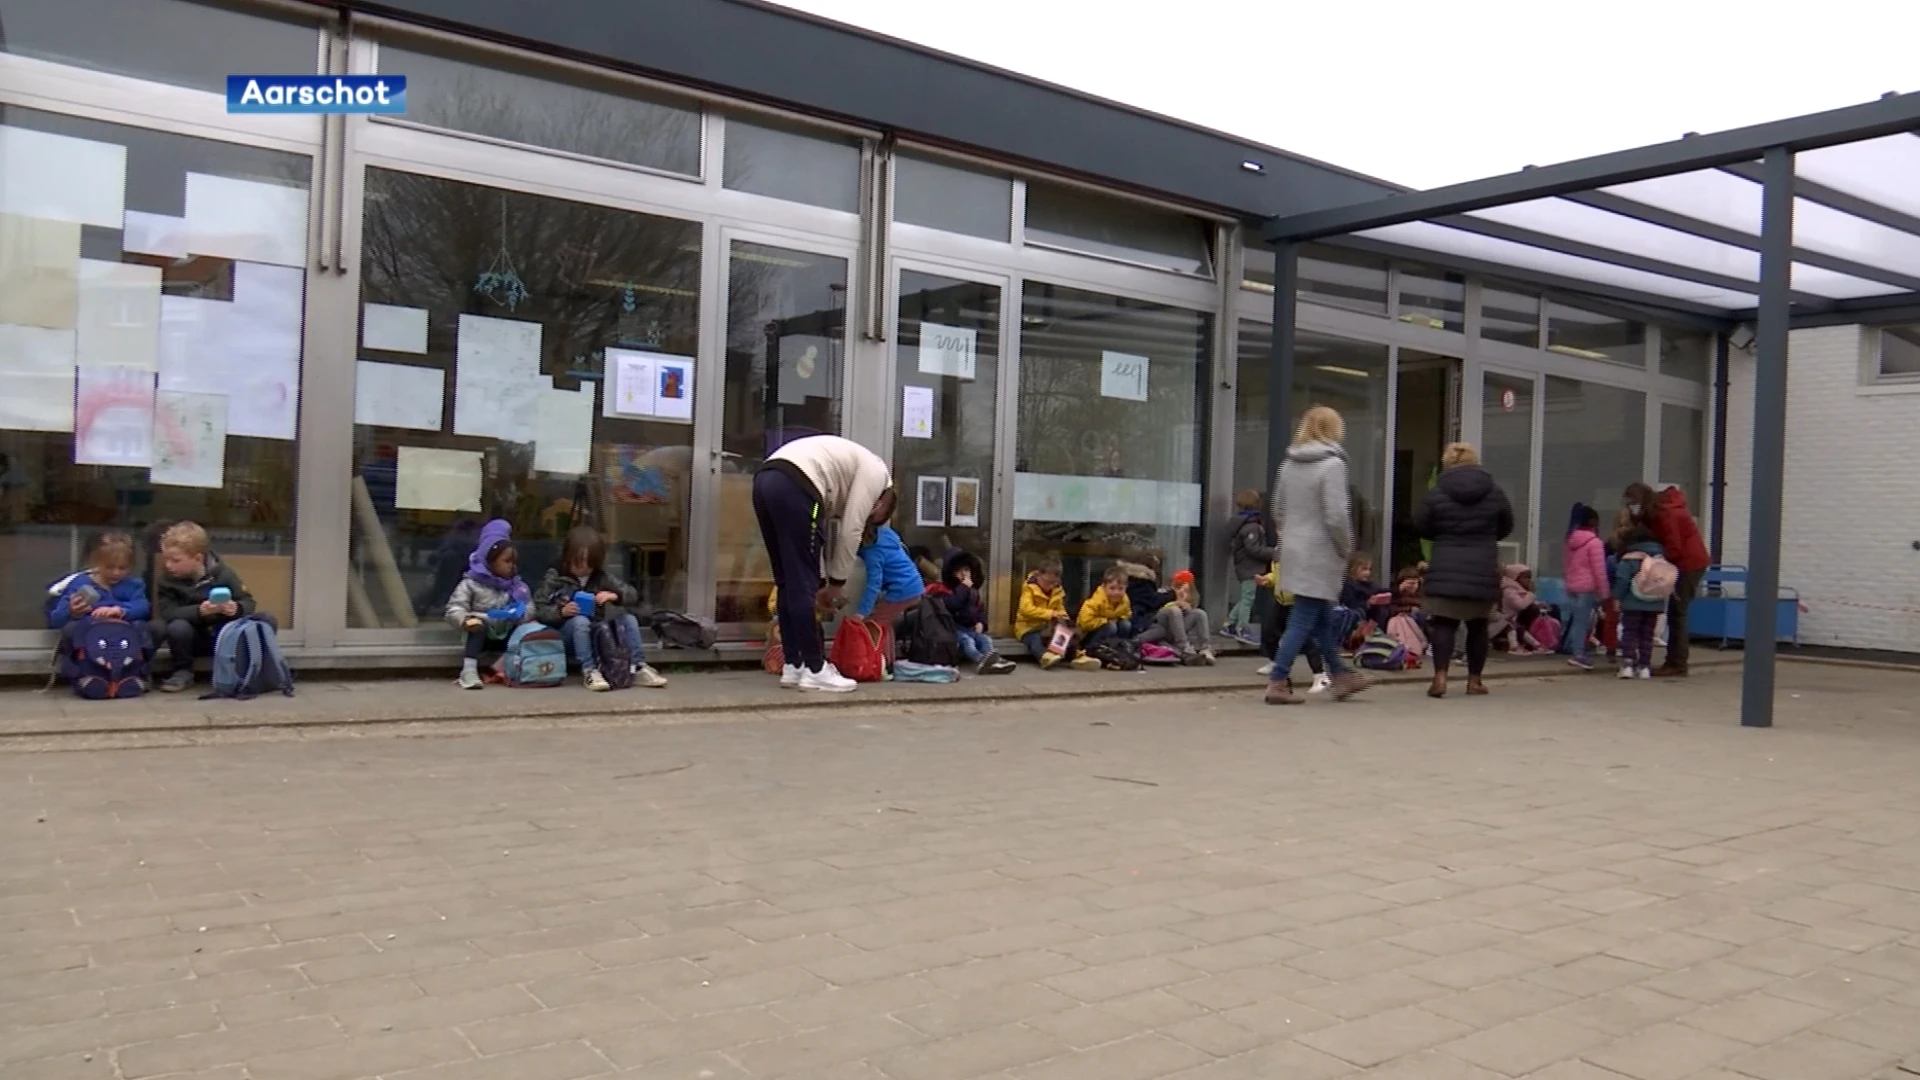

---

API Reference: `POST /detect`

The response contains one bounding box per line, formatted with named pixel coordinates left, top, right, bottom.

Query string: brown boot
left=1465, top=677, right=1490, bottom=696
left=1264, top=681, right=1302, bottom=706
left=1427, top=672, right=1448, bottom=699
left=1654, top=664, right=1688, bottom=678
left=1331, top=671, right=1370, bottom=701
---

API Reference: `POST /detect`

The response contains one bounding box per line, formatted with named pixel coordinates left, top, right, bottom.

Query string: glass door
left=1391, top=350, right=1461, bottom=573
left=711, top=232, right=854, bottom=636
left=888, top=262, right=1008, bottom=632
left=1480, top=369, right=1540, bottom=569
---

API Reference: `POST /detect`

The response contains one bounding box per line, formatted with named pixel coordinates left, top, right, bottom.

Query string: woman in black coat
left=1411, top=442, right=1515, bottom=698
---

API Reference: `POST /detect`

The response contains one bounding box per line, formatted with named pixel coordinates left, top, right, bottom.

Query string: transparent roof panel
left=1788, top=262, right=1905, bottom=299
left=1796, top=134, right=1920, bottom=219
left=1467, top=197, right=1762, bottom=281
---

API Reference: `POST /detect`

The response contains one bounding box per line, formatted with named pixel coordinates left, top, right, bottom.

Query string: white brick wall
left=1722, top=325, right=1920, bottom=651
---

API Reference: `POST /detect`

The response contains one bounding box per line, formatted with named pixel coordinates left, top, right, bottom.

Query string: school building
left=1, top=0, right=1916, bottom=694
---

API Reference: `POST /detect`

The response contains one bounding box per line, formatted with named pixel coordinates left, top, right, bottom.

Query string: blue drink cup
left=573, top=590, right=596, bottom=617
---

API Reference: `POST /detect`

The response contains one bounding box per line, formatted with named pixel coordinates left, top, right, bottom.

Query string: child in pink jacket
left=1563, top=503, right=1610, bottom=669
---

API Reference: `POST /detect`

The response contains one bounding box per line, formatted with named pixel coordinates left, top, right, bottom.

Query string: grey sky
left=771, top=0, right=1920, bottom=189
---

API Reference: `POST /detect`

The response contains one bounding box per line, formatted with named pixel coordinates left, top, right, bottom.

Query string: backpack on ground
left=649, top=610, right=717, bottom=651
left=895, top=596, right=963, bottom=667
left=202, top=616, right=294, bottom=700
left=64, top=617, right=151, bottom=700
left=1630, top=554, right=1681, bottom=602
left=892, top=659, right=958, bottom=683
left=1084, top=638, right=1143, bottom=671
left=829, top=618, right=891, bottom=682
left=1355, top=632, right=1410, bottom=671
left=1527, top=614, right=1562, bottom=653
left=499, top=623, right=566, bottom=688
left=1385, top=613, right=1427, bottom=666
left=591, top=621, right=635, bottom=690
left=1139, top=642, right=1182, bottom=665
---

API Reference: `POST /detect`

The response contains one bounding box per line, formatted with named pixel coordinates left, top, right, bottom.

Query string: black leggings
left=1261, top=595, right=1324, bottom=675
left=1428, top=616, right=1488, bottom=678
left=752, top=467, right=827, bottom=672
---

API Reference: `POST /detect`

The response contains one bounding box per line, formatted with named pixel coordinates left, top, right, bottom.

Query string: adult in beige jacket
left=753, top=435, right=896, bottom=692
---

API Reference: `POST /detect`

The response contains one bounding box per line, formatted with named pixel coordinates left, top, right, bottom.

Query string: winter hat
left=1171, top=569, right=1195, bottom=587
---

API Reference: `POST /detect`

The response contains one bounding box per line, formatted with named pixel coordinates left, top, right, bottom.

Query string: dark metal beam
left=1426, top=214, right=1832, bottom=309
left=1729, top=289, right=1920, bottom=328
left=1263, top=92, right=1920, bottom=244
left=1722, top=163, right=1920, bottom=239
left=1268, top=243, right=1299, bottom=501
left=1742, top=146, right=1795, bottom=730
left=1709, top=333, right=1729, bottom=564
left=1564, top=190, right=1920, bottom=294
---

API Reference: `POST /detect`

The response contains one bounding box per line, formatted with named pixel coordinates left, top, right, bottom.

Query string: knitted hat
left=1171, top=569, right=1195, bottom=586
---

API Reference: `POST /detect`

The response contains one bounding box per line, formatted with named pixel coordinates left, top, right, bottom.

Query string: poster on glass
left=915, top=475, right=947, bottom=528
left=949, top=477, right=980, bottom=528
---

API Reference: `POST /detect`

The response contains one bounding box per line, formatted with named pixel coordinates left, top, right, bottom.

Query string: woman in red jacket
left=1623, top=482, right=1710, bottom=675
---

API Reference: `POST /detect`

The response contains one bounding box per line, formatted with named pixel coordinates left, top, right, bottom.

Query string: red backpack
left=828, top=618, right=892, bottom=682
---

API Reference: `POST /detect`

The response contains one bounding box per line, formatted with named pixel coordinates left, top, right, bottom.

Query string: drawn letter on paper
left=353, top=361, right=443, bottom=432
left=901, top=384, right=934, bottom=439
left=1100, top=350, right=1150, bottom=402
left=74, top=365, right=155, bottom=467
left=75, top=258, right=162, bottom=371
left=452, top=314, right=543, bottom=442
left=361, top=303, right=429, bottom=354
left=606, top=348, right=656, bottom=418
left=533, top=384, right=595, bottom=475
left=917, top=322, right=976, bottom=380
left=150, top=390, right=228, bottom=489
left=395, top=446, right=483, bottom=513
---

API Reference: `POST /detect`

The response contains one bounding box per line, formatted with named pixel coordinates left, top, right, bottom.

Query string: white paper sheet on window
left=0, top=323, right=77, bottom=432
left=395, top=445, right=483, bottom=512
left=901, top=384, right=934, bottom=439
left=0, top=213, right=83, bottom=330
left=653, top=355, right=694, bottom=422
left=181, top=173, right=309, bottom=268
left=157, top=262, right=304, bottom=441
left=75, top=259, right=162, bottom=371
left=534, top=384, right=595, bottom=474
left=1012, top=472, right=1201, bottom=527
left=0, top=127, right=127, bottom=228
left=1099, top=350, right=1150, bottom=402
left=150, top=390, right=227, bottom=489
left=74, top=365, right=155, bottom=467
left=606, top=349, right=656, bottom=419
left=917, top=322, right=977, bottom=380
left=353, top=360, right=443, bottom=431
left=121, top=210, right=190, bottom=259
left=453, top=314, right=543, bottom=442
left=361, top=303, right=429, bottom=354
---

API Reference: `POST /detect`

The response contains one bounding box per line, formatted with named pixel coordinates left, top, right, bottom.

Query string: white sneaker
left=1255, top=662, right=1275, bottom=677
left=798, top=665, right=857, bottom=693
left=780, top=664, right=803, bottom=688
left=1636, top=666, right=1653, bottom=680
left=1618, top=665, right=1635, bottom=680
left=1309, top=674, right=1333, bottom=694
left=634, top=663, right=668, bottom=688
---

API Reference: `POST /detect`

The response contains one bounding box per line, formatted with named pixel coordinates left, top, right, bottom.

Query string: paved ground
left=4, top=663, right=1920, bottom=1080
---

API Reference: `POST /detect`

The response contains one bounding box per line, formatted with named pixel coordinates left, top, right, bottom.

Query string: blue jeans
left=1081, top=620, right=1131, bottom=650
left=1270, top=595, right=1347, bottom=683
left=955, top=628, right=994, bottom=662
left=1565, top=592, right=1600, bottom=661
left=562, top=613, right=645, bottom=672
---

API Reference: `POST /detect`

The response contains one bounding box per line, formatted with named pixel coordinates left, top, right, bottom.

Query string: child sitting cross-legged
left=445, top=519, right=536, bottom=689
left=1133, top=569, right=1216, bottom=665
left=46, top=531, right=156, bottom=688
left=1014, top=559, right=1099, bottom=671
left=154, top=521, right=271, bottom=693
left=1076, top=564, right=1135, bottom=657
left=928, top=548, right=1015, bottom=675
left=535, top=525, right=667, bottom=691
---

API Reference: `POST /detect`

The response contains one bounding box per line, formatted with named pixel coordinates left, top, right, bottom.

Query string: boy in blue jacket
left=46, top=531, right=156, bottom=659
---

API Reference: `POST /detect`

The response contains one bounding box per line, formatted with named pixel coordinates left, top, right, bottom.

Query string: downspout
left=1709, top=331, right=1730, bottom=563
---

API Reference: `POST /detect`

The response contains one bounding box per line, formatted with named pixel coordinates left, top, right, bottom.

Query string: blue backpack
left=63, top=617, right=152, bottom=700
left=1355, top=632, right=1410, bottom=671
left=501, top=623, right=566, bottom=687
left=203, top=616, right=294, bottom=700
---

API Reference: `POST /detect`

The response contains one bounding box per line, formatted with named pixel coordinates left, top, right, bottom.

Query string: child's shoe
left=1069, top=654, right=1101, bottom=671
left=1308, top=673, right=1333, bottom=694
left=457, top=667, right=483, bottom=690
left=1255, top=661, right=1275, bottom=676
left=160, top=670, right=194, bottom=693
left=1618, top=664, right=1635, bottom=679
left=1636, top=666, right=1653, bottom=680
left=1181, top=648, right=1206, bottom=666
left=633, top=663, right=668, bottom=688
left=1039, top=652, right=1061, bottom=670
left=584, top=669, right=611, bottom=692
left=1567, top=656, right=1593, bottom=671
left=1198, top=648, right=1216, bottom=666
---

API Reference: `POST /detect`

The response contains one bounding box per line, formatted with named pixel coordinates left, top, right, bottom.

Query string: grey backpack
left=202, top=617, right=294, bottom=699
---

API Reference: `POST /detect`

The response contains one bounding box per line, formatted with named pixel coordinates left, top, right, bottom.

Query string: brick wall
left=1722, top=325, right=1920, bottom=651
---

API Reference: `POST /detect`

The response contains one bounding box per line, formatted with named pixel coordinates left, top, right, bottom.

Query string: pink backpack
left=1528, top=615, right=1562, bottom=653
left=1385, top=614, right=1427, bottom=666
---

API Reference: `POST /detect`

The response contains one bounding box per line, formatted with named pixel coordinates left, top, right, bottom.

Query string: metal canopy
left=1259, top=91, right=1920, bottom=729
left=1262, top=91, right=1920, bottom=327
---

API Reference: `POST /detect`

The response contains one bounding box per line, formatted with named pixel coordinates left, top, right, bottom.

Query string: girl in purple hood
left=444, top=519, right=533, bottom=689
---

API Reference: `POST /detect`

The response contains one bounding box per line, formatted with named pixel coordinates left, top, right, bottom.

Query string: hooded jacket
left=1271, top=441, right=1352, bottom=601
left=1229, top=510, right=1274, bottom=581
left=1649, top=486, right=1710, bottom=573
left=929, top=548, right=988, bottom=629
left=763, top=435, right=893, bottom=586
left=45, top=569, right=151, bottom=629
left=1076, top=583, right=1133, bottom=635
left=156, top=553, right=257, bottom=626
left=1499, top=564, right=1537, bottom=622
left=1013, top=572, right=1068, bottom=639
left=853, top=525, right=925, bottom=617
left=1118, top=561, right=1174, bottom=624
left=1413, top=464, right=1515, bottom=605
left=1564, top=527, right=1610, bottom=597
left=1613, top=539, right=1670, bottom=613
left=533, top=562, right=640, bottom=626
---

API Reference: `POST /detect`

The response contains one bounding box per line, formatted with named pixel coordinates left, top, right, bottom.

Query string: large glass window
left=1660, top=404, right=1705, bottom=510
left=1024, top=184, right=1213, bottom=276
left=1877, top=325, right=1920, bottom=379
left=1481, top=373, right=1536, bottom=573
left=1012, top=284, right=1208, bottom=617
left=892, top=271, right=1003, bottom=629
left=1659, top=329, right=1714, bottom=382
left=722, top=119, right=861, bottom=213
left=374, top=39, right=702, bottom=176
left=1539, top=377, right=1646, bottom=576
left=0, top=106, right=308, bottom=629
left=1242, top=244, right=1390, bottom=316
left=894, top=155, right=1011, bottom=242
left=713, top=242, right=849, bottom=630
left=347, top=169, right=701, bottom=630
left=1233, top=324, right=1389, bottom=580
left=1398, top=264, right=1465, bottom=332
left=1548, top=302, right=1646, bottom=368
left=0, top=0, right=319, bottom=95
left=1481, top=283, right=1541, bottom=347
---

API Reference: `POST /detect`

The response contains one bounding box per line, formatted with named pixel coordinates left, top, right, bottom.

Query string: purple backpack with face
left=64, top=617, right=151, bottom=699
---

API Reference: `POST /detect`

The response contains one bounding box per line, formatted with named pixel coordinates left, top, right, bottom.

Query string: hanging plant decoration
left=473, top=197, right=529, bottom=311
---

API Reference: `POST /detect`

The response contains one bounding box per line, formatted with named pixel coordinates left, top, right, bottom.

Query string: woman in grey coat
left=1265, top=406, right=1369, bottom=705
